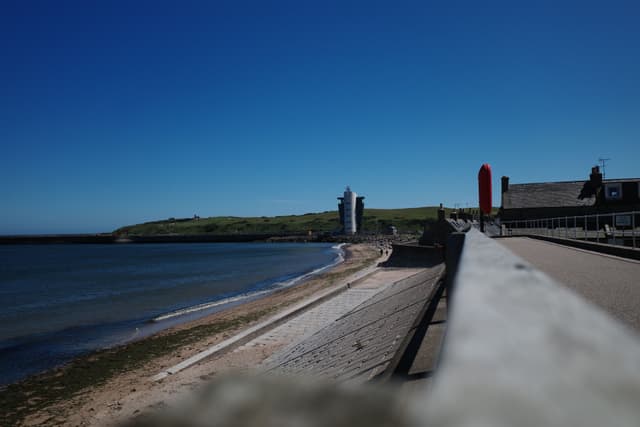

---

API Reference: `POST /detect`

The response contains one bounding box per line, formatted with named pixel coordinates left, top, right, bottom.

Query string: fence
left=501, top=210, right=639, bottom=249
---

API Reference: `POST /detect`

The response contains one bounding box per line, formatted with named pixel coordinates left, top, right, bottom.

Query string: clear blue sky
left=2, top=1, right=639, bottom=234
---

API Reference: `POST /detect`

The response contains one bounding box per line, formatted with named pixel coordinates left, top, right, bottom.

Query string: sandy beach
left=1, top=244, right=381, bottom=427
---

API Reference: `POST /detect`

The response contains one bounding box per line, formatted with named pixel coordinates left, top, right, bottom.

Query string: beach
left=1, top=244, right=381, bottom=427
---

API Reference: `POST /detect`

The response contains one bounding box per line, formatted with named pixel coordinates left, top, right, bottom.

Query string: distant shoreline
left=1, top=206, right=441, bottom=244
left=0, top=233, right=332, bottom=245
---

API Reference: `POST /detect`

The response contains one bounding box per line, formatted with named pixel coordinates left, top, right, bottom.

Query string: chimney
left=501, top=176, right=509, bottom=194
left=590, top=166, right=603, bottom=187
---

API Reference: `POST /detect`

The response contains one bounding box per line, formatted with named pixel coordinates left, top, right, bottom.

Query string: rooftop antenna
left=598, top=157, right=611, bottom=179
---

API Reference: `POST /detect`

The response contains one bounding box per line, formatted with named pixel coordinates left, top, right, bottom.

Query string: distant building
left=337, top=186, right=365, bottom=234
left=499, top=166, right=640, bottom=221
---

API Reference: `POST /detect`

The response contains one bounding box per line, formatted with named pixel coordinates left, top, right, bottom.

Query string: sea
left=0, top=242, right=343, bottom=386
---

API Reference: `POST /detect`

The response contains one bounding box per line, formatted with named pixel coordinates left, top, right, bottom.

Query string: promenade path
left=233, top=268, right=426, bottom=367
left=497, top=237, right=640, bottom=333
left=263, top=266, right=445, bottom=383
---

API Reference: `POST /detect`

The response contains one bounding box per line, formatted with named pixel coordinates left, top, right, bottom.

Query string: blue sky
left=2, top=1, right=639, bottom=234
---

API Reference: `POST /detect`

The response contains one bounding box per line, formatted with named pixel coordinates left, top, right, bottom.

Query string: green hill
left=114, top=206, right=456, bottom=236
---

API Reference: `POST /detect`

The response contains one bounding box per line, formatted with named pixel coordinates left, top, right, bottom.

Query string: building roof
left=502, top=180, right=597, bottom=209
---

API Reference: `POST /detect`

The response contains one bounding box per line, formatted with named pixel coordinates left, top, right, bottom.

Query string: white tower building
left=343, top=186, right=357, bottom=235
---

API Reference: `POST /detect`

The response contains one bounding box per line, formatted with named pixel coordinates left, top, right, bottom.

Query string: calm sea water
left=0, top=242, right=341, bottom=386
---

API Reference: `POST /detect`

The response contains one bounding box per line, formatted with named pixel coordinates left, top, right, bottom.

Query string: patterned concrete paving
left=234, top=289, right=381, bottom=355
left=233, top=269, right=425, bottom=361
left=264, top=265, right=445, bottom=383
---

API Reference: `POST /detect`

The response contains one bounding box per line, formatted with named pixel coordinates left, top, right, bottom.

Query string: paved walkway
left=235, top=268, right=424, bottom=366
left=263, top=266, right=445, bottom=383
left=497, top=237, right=640, bottom=333
left=235, top=289, right=381, bottom=357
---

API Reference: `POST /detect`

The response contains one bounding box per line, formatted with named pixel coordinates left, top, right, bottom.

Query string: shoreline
left=0, top=242, right=343, bottom=387
left=1, top=243, right=379, bottom=427
left=151, top=243, right=346, bottom=323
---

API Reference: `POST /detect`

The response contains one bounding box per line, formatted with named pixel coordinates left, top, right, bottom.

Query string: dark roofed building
left=502, top=181, right=596, bottom=210
left=499, top=166, right=640, bottom=221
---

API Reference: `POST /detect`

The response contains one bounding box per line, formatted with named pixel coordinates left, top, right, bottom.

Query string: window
left=604, top=183, right=622, bottom=200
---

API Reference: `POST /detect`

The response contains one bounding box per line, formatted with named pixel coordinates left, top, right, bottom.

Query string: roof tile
left=503, top=181, right=596, bottom=209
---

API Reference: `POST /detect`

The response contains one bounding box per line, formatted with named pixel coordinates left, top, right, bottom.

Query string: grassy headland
left=114, top=206, right=456, bottom=236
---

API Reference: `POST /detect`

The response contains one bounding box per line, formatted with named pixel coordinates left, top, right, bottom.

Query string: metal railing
left=501, top=211, right=639, bottom=249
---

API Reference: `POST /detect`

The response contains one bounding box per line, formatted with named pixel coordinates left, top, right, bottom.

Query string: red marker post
left=478, top=163, right=492, bottom=232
